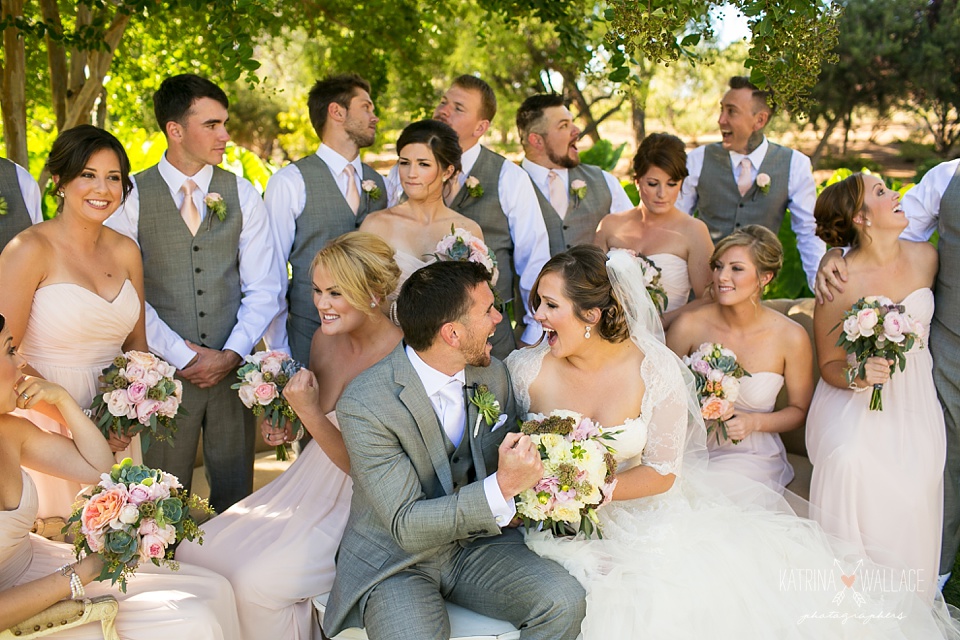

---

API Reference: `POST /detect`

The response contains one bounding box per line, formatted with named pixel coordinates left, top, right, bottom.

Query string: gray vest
left=934, top=163, right=960, bottom=338
left=442, top=422, right=475, bottom=493
left=0, top=158, right=33, bottom=250
left=697, top=142, right=792, bottom=242
left=137, top=165, right=242, bottom=350
left=287, top=155, right=387, bottom=323
left=450, top=146, right=517, bottom=358
left=534, top=163, right=612, bottom=256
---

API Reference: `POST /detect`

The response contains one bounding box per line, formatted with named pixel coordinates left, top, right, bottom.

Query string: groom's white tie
left=437, top=378, right=466, bottom=447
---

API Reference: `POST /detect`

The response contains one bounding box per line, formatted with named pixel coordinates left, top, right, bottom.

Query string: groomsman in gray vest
left=263, top=74, right=388, bottom=365
left=324, top=261, right=585, bottom=639
left=107, top=74, right=281, bottom=512
left=0, top=157, right=43, bottom=249
left=817, top=156, right=960, bottom=589
left=676, top=76, right=825, bottom=289
left=386, top=75, right=551, bottom=359
left=516, top=94, right=633, bottom=256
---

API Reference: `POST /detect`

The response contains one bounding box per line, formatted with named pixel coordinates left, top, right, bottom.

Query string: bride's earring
left=584, top=325, right=592, bottom=339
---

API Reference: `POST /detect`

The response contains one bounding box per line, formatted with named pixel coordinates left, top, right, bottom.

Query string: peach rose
left=126, top=351, right=158, bottom=369
left=701, top=396, right=729, bottom=421
left=81, top=486, right=129, bottom=534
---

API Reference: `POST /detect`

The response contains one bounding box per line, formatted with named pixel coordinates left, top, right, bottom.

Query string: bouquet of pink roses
left=834, top=296, right=922, bottom=411
left=232, top=350, right=303, bottom=460
left=515, top=410, right=619, bottom=538
left=683, top=342, right=751, bottom=444
left=65, top=458, right=211, bottom=592
left=91, top=350, right=182, bottom=453
left=434, top=225, right=499, bottom=286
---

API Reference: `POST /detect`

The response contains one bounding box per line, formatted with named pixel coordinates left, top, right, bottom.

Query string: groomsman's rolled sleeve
left=385, top=163, right=403, bottom=208
left=222, top=178, right=283, bottom=358
left=16, top=164, right=43, bottom=224
left=676, top=145, right=705, bottom=215
left=498, top=162, right=549, bottom=344
left=145, top=303, right=198, bottom=370
left=483, top=473, right=517, bottom=526
left=902, top=159, right=959, bottom=242
left=786, top=151, right=827, bottom=291
left=603, top=170, right=634, bottom=213
left=261, top=164, right=307, bottom=355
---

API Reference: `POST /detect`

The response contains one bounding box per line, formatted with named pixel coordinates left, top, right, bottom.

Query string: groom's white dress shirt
left=106, top=155, right=280, bottom=369
left=406, top=345, right=516, bottom=526
left=386, top=144, right=550, bottom=344
left=262, top=144, right=366, bottom=353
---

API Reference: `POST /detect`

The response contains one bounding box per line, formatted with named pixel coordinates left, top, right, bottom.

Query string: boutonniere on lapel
left=755, top=173, right=771, bottom=195
left=465, top=176, right=483, bottom=199
left=204, top=192, right=227, bottom=221
left=569, top=179, right=587, bottom=209
left=361, top=179, right=382, bottom=200
left=469, top=383, right=501, bottom=437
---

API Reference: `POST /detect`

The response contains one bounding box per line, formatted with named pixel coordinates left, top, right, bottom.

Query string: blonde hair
left=310, top=232, right=401, bottom=316
left=710, top=225, right=783, bottom=296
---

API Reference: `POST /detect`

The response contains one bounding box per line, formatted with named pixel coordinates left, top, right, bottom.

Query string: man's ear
left=438, top=321, right=460, bottom=348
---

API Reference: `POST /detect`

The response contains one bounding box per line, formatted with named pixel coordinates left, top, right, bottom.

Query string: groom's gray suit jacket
left=324, top=343, right=520, bottom=635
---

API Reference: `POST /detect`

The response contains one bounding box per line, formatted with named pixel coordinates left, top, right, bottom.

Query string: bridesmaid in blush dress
left=667, top=225, right=813, bottom=492
left=594, top=133, right=714, bottom=329
left=807, top=173, right=944, bottom=603
left=176, top=232, right=403, bottom=640
left=0, top=126, right=147, bottom=523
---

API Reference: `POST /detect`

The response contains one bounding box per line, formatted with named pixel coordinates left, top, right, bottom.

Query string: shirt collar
left=158, top=154, right=214, bottom=195
left=521, top=158, right=568, bottom=189
left=317, top=143, right=362, bottom=177
left=405, top=344, right=465, bottom=398
left=460, top=143, right=483, bottom=178
left=729, top=136, right=769, bottom=169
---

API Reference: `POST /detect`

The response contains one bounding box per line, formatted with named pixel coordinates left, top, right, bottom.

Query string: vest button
left=197, top=289, right=204, bottom=295
left=562, top=225, right=569, bottom=230
left=195, top=267, right=201, bottom=273
left=452, top=456, right=460, bottom=463
left=200, top=333, right=207, bottom=339
left=566, top=244, right=571, bottom=249
left=199, top=311, right=206, bottom=318
left=735, top=223, right=741, bottom=228
left=193, top=246, right=200, bottom=251
left=738, top=203, right=744, bottom=208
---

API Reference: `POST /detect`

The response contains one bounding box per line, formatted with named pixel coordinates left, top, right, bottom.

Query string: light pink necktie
left=737, top=157, right=753, bottom=197
left=344, top=164, right=360, bottom=214
left=548, top=170, right=569, bottom=219
left=180, top=179, right=201, bottom=236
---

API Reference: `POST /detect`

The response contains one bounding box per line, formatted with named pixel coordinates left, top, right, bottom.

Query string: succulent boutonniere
left=755, top=173, right=771, bottom=195
left=362, top=179, right=382, bottom=200
left=465, top=176, right=483, bottom=199
left=470, top=383, right=501, bottom=437
left=570, top=179, right=587, bottom=208
left=0, top=194, right=7, bottom=216
left=204, top=193, right=227, bottom=221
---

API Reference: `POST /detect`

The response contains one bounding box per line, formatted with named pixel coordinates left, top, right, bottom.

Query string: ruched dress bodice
left=647, top=253, right=691, bottom=313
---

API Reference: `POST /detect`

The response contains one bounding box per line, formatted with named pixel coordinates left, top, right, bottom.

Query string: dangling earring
left=584, top=325, right=592, bottom=339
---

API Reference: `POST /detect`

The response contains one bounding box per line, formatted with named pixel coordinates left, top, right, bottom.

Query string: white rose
left=238, top=383, right=257, bottom=409
left=118, top=503, right=140, bottom=525
left=720, top=375, right=741, bottom=402
left=106, top=389, right=132, bottom=417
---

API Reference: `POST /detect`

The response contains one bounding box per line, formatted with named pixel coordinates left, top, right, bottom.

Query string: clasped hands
left=179, top=341, right=242, bottom=388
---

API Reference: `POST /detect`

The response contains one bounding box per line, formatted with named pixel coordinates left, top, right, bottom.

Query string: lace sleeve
left=504, top=343, right=548, bottom=416
left=639, top=356, right=688, bottom=477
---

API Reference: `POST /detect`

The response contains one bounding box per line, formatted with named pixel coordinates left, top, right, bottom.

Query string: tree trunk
left=62, top=9, right=131, bottom=130
left=1, top=0, right=27, bottom=166
left=39, top=0, right=67, bottom=129
left=811, top=113, right=843, bottom=167
left=630, top=93, right=646, bottom=147
left=562, top=72, right=601, bottom=144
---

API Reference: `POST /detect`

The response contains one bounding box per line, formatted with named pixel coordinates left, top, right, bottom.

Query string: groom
left=324, top=261, right=585, bottom=640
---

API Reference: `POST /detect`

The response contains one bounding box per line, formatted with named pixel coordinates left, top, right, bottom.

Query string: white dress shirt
left=676, top=137, right=825, bottom=290
left=105, top=154, right=281, bottom=369
left=902, top=158, right=960, bottom=242
left=262, top=144, right=366, bottom=353
left=11, top=162, right=42, bottom=224
left=387, top=143, right=551, bottom=344
left=520, top=158, right=634, bottom=215
left=405, top=345, right=516, bottom=526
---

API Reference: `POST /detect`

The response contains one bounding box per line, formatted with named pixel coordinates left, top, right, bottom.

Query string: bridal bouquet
left=636, top=254, right=668, bottom=314
left=434, top=226, right=499, bottom=286
left=834, top=296, right=922, bottom=411
left=515, top=410, right=619, bottom=538
left=65, top=458, right=211, bottom=592
left=232, top=350, right=303, bottom=460
left=91, top=350, right=182, bottom=453
left=684, top=342, right=751, bottom=445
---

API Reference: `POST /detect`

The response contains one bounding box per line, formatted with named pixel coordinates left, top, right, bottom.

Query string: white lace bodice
left=505, top=343, right=689, bottom=477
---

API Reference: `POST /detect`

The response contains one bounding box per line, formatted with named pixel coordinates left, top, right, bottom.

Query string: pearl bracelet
left=57, top=563, right=85, bottom=599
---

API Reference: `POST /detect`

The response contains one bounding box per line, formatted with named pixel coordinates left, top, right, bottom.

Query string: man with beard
left=324, top=260, right=585, bottom=640
left=676, top=76, right=824, bottom=290
left=264, top=74, right=388, bottom=365
left=516, top=94, right=633, bottom=256
left=385, top=76, right=551, bottom=359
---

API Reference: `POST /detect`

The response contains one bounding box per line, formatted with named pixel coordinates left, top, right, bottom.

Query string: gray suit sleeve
left=338, top=393, right=501, bottom=554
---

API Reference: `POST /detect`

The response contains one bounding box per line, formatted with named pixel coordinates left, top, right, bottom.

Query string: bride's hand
left=15, top=376, right=74, bottom=412
left=724, top=413, right=759, bottom=441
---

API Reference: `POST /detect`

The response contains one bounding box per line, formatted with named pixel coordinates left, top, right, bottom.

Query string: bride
left=505, top=245, right=959, bottom=638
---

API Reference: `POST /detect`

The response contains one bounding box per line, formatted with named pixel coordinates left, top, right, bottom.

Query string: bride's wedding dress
left=506, top=341, right=959, bottom=638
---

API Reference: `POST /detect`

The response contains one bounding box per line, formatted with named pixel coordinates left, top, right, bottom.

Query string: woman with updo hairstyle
left=361, top=119, right=484, bottom=291
left=806, top=173, right=944, bottom=597
left=176, top=231, right=403, bottom=639
left=0, top=124, right=148, bottom=523
left=595, top=132, right=714, bottom=329
left=667, top=225, right=813, bottom=492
